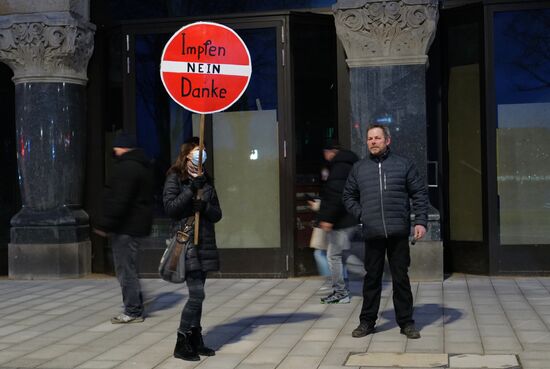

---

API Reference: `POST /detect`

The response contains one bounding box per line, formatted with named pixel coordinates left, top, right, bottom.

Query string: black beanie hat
left=112, top=132, right=136, bottom=149
left=323, top=138, right=341, bottom=150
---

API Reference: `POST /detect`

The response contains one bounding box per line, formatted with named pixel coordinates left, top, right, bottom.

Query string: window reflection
left=494, top=9, right=550, bottom=245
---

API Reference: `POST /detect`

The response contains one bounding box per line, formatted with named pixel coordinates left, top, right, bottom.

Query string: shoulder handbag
left=159, top=217, right=194, bottom=283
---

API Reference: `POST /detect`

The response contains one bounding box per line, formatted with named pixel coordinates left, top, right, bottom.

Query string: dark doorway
left=439, top=4, right=488, bottom=274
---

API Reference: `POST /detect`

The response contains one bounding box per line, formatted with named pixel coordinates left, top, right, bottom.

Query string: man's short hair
left=367, top=124, right=391, bottom=139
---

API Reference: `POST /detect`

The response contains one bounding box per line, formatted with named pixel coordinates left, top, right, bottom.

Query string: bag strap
left=178, top=216, right=194, bottom=232
left=175, top=216, right=195, bottom=243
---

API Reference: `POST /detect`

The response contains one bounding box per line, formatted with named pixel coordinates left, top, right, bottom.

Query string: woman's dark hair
left=167, top=142, right=197, bottom=180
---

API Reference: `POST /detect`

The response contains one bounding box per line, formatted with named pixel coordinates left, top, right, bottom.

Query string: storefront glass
left=447, top=22, right=483, bottom=242
left=134, top=26, right=280, bottom=249
left=494, top=8, right=550, bottom=245
left=209, top=28, right=280, bottom=249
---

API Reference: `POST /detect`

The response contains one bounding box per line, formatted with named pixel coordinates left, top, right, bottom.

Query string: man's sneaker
left=352, top=323, right=376, bottom=338
left=111, top=313, right=144, bottom=324
left=320, top=293, right=350, bottom=304
left=400, top=324, right=421, bottom=339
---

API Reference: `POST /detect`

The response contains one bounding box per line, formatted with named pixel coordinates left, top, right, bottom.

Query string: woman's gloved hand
left=189, top=175, right=207, bottom=193
left=192, top=198, right=207, bottom=213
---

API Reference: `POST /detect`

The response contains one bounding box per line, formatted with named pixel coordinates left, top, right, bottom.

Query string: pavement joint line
left=494, top=277, right=534, bottom=350
left=2, top=280, right=192, bottom=367
left=236, top=279, right=326, bottom=368
left=315, top=283, right=365, bottom=366
left=53, top=279, right=218, bottom=368
left=520, top=277, right=550, bottom=334
left=463, top=274, right=485, bottom=354
left=344, top=352, right=522, bottom=368
left=4, top=276, right=550, bottom=369
left=153, top=278, right=291, bottom=368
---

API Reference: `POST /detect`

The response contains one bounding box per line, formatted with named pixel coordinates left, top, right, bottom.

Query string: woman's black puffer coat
left=163, top=173, right=222, bottom=272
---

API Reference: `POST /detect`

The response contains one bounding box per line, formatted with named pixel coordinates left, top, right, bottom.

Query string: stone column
left=0, top=1, right=95, bottom=278
left=334, top=0, right=442, bottom=280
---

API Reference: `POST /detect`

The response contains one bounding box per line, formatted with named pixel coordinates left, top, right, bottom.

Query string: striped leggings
left=178, top=270, right=207, bottom=333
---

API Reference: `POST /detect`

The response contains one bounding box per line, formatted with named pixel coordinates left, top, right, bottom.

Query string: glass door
left=488, top=4, right=550, bottom=273
left=126, top=18, right=287, bottom=277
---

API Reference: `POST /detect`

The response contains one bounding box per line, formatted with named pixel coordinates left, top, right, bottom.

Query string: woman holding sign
left=163, top=140, right=222, bottom=361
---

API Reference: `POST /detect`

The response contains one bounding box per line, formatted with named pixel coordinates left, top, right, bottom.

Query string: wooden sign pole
left=194, top=113, right=206, bottom=245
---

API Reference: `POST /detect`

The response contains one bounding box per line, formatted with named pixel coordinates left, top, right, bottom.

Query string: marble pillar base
left=408, top=240, right=443, bottom=281
left=11, top=224, right=89, bottom=244
left=8, top=240, right=91, bottom=279
left=383, top=212, right=443, bottom=281
left=11, top=206, right=89, bottom=228
left=381, top=240, right=443, bottom=282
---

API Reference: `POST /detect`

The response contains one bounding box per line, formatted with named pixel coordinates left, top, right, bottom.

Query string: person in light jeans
left=317, top=140, right=360, bottom=304
left=326, top=226, right=366, bottom=298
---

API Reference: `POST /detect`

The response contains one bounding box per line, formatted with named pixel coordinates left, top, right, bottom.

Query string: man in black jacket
left=343, top=124, right=428, bottom=339
left=317, top=140, right=360, bottom=304
left=95, top=132, right=154, bottom=324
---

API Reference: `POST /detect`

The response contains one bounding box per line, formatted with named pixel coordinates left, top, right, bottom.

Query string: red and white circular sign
left=160, top=21, right=252, bottom=114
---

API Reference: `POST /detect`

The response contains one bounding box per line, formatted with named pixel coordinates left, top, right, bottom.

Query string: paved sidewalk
left=0, top=275, right=549, bottom=369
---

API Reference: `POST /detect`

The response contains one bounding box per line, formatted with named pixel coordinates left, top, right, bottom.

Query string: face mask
left=191, top=149, right=207, bottom=166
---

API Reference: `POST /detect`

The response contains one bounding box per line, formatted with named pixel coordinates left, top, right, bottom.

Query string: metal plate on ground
left=449, top=354, right=520, bottom=368
left=345, top=352, right=448, bottom=367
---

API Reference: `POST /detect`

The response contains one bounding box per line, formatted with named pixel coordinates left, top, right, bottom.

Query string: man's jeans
left=112, top=234, right=143, bottom=317
left=327, top=226, right=357, bottom=296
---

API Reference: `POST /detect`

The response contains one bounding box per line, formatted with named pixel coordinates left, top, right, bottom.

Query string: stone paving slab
left=449, top=354, right=519, bottom=368
left=1, top=275, right=550, bottom=368
left=345, top=353, right=448, bottom=367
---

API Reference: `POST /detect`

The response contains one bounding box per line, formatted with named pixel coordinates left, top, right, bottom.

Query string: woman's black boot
left=174, top=331, right=200, bottom=361
left=190, top=327, right=216, bottom=356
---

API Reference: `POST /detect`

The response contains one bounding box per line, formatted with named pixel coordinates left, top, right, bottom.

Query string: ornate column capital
left=333, top=0, right=438, bottom=67
left=0, top=13, right=95, bottom=85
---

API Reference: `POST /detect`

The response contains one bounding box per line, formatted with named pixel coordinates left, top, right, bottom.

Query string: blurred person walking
left=94, top=131, right=154, bottom=324
left=317, top=140, right=360, bottom=304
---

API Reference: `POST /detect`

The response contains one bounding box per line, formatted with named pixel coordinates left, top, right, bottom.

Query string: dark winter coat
left=317, top=149, right=359, bottom=229
left=342, top=148, right=428, bottom=240
left=96, top=149, right=154, bottom=237
left=163, top=173, right=222, bottom=272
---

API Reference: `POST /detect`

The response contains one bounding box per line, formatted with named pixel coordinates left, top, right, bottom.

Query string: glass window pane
left=135, top=33, right=195, bottom=240
left=209, top=27, right=280, bottom=249
left=447, top=22, right=483, bottom=242
left=212, top=111, right=280, bottom=248
left=494, top=9, right=550, bottom=245
left=448, top=64, right=483, bottom=241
